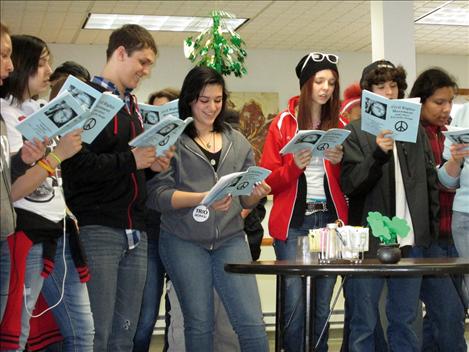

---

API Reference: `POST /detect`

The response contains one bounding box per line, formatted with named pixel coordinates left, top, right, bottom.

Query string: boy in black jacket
left=61, top=24, right=170, bottom=351
left=340, top=60, right=439, bottom=352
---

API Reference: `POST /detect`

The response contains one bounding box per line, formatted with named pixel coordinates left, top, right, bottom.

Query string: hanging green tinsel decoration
left=184, top=10, right=248, bottom=77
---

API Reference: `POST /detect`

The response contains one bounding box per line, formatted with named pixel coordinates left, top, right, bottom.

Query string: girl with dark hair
left=147, top=87, right=180, bottom=106
left=0, top=22, right=46, bottom=323
left=147, top=66, right=270, bottom=352
left=0, top=34, right=92, bottom=351
left=260, top=52, right=348, bottom=352
left=340, top=60, right=439, bottom=352
left=49, top=61, right=91, bottom=101
left=410, top=68, right=466, bottom=352
left=178, top=66, right=229, bottom=138
left=410, top=67, right=458, bottom=106
left=0, top=35, right=50, bottom=102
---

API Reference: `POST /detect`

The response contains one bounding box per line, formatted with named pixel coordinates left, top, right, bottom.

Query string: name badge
left=193, top=205, right=210, bottom=222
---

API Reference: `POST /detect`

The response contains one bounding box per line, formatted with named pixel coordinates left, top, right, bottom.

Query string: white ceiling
left=1, top=0, right=468, bottom=55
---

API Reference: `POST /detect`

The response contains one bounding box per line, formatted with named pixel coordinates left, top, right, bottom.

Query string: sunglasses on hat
left=301, top=52, right=339, bottom=72
left=375, top=63, right=394, bottom=70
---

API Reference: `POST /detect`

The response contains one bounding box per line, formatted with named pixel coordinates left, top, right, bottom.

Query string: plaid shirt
left=91, top=76, right=133, bottom=109
left=422, top=122, right=455, bottom=239
left=91, top=76, right=143, bottom=128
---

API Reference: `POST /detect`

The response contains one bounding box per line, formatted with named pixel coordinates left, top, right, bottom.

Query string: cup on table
left=297, top=236, right=313, bottom=263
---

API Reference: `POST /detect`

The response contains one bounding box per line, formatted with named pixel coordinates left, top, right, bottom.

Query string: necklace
left=198, top=132, right=215, bottom=150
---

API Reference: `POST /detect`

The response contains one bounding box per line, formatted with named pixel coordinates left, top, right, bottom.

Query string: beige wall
left=48, top=43, right=469, bottom=111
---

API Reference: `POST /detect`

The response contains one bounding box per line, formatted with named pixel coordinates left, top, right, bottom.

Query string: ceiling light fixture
left=83, top=13, right=248, bottom=32
left=415, top=1, right=469, bottom=26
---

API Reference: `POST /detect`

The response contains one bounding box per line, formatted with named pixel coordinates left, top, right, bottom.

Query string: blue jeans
left=213, top=289, right=240, bottom=352
left=273, top=212, right=336, bottom=352
left=418, top=242, right=467, bottom=352
left=341, top=279, right=387, bottom=352
left=79, top=225, right=147, bottom=352
left=2, top=235, right=94, bottom=352
left=133, top=235, right=166, bottom=352
left=164, top=281, right=240, bottom=352
left=159, top=230, right=268, bottom=352
left=452, top=211, right=469, bottom=307
left=345, top=247, right=423, bottom=352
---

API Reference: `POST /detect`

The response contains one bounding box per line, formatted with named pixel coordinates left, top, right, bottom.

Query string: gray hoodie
left=146, top=124, right=255, bottom=250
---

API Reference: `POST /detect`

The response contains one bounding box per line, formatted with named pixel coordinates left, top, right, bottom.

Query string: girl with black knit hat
left=260, top=52, right=348, bottom=352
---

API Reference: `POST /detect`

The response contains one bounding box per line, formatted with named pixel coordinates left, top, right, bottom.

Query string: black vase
left=377, top=244, right=401, bottom=264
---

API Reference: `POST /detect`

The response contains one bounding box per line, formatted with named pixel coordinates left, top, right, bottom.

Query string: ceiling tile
left=1, top=0, right=467, bottom=55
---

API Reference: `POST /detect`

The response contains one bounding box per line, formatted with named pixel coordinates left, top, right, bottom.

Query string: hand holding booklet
left=129, top=116, right=193, bottom=156
left=139, top=99, right=179, bottom=129
left=201, top=166, right=272, bottom=206
left=361, top=90, right=421, bottom=143
left=280, top=129, right=350, bottom=156
left=443, top=126, right=469, bottom=151
left=15, top=75, right=124, bottom=144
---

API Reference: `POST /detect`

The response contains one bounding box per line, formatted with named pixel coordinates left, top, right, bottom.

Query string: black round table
left=225, top=258, right=469, bottom=352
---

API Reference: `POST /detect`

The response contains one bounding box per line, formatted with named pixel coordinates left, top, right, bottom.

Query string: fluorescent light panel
left=415, top=7, right=469, bottom=26
left=83, top=14, right=247, bottom=32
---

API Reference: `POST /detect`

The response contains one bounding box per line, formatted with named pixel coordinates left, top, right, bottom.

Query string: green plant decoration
left=366, top=211, right=410, bottom=245
left=184, top=10, right=247, bottom=77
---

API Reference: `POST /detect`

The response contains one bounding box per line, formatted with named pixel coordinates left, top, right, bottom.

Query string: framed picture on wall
left=228, top=92, right=279, bottom=164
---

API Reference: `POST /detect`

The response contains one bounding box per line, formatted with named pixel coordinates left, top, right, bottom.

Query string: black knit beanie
left=295, top=53, right=338, bottom=88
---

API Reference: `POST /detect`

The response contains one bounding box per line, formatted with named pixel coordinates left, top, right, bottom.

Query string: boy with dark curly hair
left=340, top=60, right=439, bottom=352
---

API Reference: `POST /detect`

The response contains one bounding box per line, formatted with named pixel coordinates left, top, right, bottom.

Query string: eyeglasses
left=301, top=52, right=339, bottom=72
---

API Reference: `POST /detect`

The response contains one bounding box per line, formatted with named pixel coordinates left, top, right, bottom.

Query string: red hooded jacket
left=260, top=96, right=348, bottom=240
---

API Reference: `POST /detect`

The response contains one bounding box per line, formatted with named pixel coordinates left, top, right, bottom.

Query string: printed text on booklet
left=280, top=129, right=350, bottom=156
left=360, top=90, right=421, bottom=143
left=201, top=166, right=271, bottom=206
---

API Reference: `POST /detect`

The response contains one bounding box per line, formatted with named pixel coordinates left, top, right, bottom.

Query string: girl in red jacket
left=260, top=53, right=348, bottom=351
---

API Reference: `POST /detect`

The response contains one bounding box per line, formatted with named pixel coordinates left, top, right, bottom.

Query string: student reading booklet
left=201, top=166, right=271, bottom=206
left=129, top=116, right=193, bottom=156
left=361, top=90, right=421, bottom=143
left=139, top=99, right=179, bottom=129
left=280, top=129, right=351, bottom=156
left=443, top=126, right=469, bottom=151
left=16, top=75, right=124, bottom=144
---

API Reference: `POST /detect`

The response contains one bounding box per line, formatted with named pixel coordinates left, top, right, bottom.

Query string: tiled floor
left=149, top=331, right=291, bottom=351
left=149, top=327, right=469, bottom=351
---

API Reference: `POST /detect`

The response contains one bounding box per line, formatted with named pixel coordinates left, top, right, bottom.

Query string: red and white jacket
left=260, top=96, right=348, bottom=241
